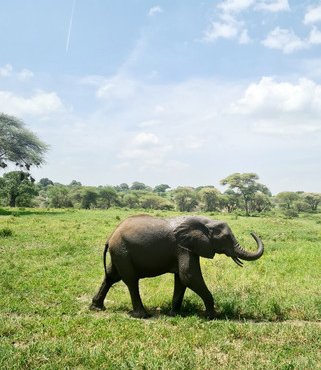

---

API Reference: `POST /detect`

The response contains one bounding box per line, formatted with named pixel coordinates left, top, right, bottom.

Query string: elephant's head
left=174, top=217, right=264, bottom=266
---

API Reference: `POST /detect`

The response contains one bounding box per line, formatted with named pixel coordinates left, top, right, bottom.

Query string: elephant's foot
left=204, top=309, right=217, bottom=320
left=129, top=309, right=150, bottom=319
left=89, top=302, right=106, bottom=311
left=168, top=309, right=180, bottom=317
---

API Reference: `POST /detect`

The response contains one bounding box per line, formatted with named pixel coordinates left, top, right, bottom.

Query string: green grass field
left=0, top=208, right=320, bottom=369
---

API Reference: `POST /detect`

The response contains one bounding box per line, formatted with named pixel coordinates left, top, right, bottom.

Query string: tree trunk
left=9, top=193, right=17, bottom=207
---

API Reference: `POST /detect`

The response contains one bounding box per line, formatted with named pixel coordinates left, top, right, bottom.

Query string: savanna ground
left=0, top=208, right=320, bottom=369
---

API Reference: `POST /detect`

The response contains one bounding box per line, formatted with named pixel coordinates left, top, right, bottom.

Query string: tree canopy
left=221, top=173, right=271, bottom=216
left=0, top=113, right=48, bottom=170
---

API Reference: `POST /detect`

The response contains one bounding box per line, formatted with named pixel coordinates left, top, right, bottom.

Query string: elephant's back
left=110, top=215, right=174, bottom=247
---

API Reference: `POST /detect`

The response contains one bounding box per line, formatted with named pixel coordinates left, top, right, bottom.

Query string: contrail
left=66, top=0, right=76, bottom=53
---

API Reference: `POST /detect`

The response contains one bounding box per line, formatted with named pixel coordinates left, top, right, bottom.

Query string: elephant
left=90, top=215, right=264, bottom=319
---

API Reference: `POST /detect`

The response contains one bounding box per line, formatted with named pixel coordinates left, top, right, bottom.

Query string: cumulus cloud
left=133, top=132, right=159, bottom=147
left=262, top=27, right=308, bottom=53
left=0, top=64, right=34, bottom=80
left=262, top=26, right=321, bottom=53
left=148, top=6, right=163, bottom=17
left=218, top=0, right=255, bottom=13
left=120, top=131, right=172, bottom=171
left=304, top=3, right=321, bottom=25
left=231, top=77, right=321, bottom=134
left=203, top=0, right=290, bottom=47
left=0, top=90, right=65, bottom=117
left=255, top=0, right=289, bottom=12
left=308, top=26, right=321, bottom=44
left=203, top=0, right=289, bottom=44
left=203, top=13, right=250, bottom=43
left=217, top=0, right=289, bottom=13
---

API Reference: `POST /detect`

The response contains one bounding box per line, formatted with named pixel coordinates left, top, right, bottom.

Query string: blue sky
left=1, top=0, right=321, bottom=193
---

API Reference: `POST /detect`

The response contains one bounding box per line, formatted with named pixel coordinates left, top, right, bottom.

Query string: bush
left=0, top=227, right=13, bottom=237
left=282, top=209, right=299, bottom=218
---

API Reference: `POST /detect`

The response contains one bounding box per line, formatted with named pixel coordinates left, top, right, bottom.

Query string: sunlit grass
left=0, top=208, right=320, bottom=368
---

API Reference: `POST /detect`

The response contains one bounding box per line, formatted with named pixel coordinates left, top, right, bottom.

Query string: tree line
left=0, top=171, right=320, bottom=216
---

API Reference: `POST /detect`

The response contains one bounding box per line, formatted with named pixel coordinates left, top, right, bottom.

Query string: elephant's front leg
left=179, top=254, right=216, bottom=319
left=169, top=273, right=186, bottom=316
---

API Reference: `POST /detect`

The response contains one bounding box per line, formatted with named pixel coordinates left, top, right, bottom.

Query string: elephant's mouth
left=232, top=233, right=264, bottom=267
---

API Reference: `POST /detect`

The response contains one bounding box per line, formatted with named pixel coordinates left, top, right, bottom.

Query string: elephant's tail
left=103, top=242, right=109, bottom=277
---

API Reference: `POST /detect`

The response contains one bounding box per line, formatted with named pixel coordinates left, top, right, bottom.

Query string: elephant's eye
left=220, top=233, right=228, bottom=240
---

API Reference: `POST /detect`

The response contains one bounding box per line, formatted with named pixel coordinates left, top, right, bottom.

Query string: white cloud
left=262, top=27, right=307, bottom=53
left=0, top=64, right=13, bottom=77
left=133, top=132, right=159, bottom=147
left=218, top=0, right=255, bottom=13
left=217, top=0, right=289, bottom=13
left=203, top=13, right=250, bottom=43
left=231, top=77, right=321, bottom=134
left=262, top=26, right=321, bottom=53
left=304, top=3, right=321, bottom=25
left=96, top=75, right=137, bottom=100
left=0, top=64, right=34, bottom=81
left=0, top=90, right=65, bottom=117
left=148, top=6, right=163, bottom=17
left=120, top=132, right=172, bottom=169
left=308, top=26, right=321, bottom=44
left=255, top=0, right=289, bottom=12
left=204, top=0, right=289, bottom=44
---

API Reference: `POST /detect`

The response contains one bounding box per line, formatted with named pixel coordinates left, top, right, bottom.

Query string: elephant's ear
left=174, top=218, right=215, bottom=259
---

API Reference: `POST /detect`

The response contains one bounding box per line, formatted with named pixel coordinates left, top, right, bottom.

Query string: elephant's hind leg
left=90, top=264, right=120, bottom=311
left=124, top=278, right=150, bottom=319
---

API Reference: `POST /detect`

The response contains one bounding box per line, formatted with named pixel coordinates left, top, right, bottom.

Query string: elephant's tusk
left=232, top=256, right=243, bottom=267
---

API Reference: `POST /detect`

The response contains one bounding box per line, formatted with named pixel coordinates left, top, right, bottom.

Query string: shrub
left=0, top=227, right=13, bottom=237
left=282, top=209, right=299, bottom=218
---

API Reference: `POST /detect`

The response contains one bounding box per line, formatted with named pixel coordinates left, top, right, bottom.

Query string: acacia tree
left=0, top=114, right=48, bottom=171
left=303, top=193, right=321, bottom=211
left=153, top=184, right=170, bottom=195
left=275, top=192, right=300, bottom=210
left=220, top=173, right=270, bottom=216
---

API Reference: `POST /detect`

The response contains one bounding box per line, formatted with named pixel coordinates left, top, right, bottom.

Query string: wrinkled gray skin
left=90, top=215, right=264, bottom=319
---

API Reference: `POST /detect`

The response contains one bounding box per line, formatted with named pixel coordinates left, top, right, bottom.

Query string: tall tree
left=0, top=114, right=48, bottom=170
left=303, top=193, right=321, bottom=211
left=81, top=188, right=98, bottom=209
left=153, top=184, right=170, bottom=194
left=0, top=171, right=38, bottom=207
left=173, top=187, right=198, bottom=212
left=198, top=187, right=221, bottom=212
left=130, top=181, right=148, bottom=191
left=98, top=186, right=119, bottom=208
left=220, top=173, right=270, bottom=216
left=47, top=185, right=73, bottom=208
left=275, top=192, right=300, bottom=210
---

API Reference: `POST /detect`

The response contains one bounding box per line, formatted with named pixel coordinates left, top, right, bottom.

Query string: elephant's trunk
left=232, top=233, right=264, bottom=266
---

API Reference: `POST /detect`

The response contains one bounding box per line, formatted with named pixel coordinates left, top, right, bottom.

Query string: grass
left=0, top=208, right=320, bottom=369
